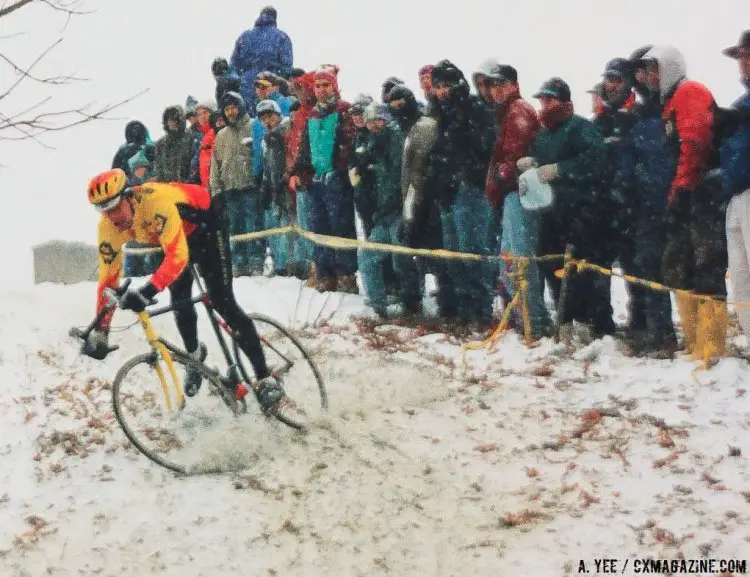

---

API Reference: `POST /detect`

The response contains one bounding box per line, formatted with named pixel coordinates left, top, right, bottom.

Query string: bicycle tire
left=233, top=313, right=327, bottom=430
left=111, top=351, right=221, bottom=475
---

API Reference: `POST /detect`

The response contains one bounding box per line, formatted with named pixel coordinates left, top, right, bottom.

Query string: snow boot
left=316, top=276, right=336, bottom=293
left=674, top=291, right=699, bottom=355
left=184, top=342, right=207, bottom=397
left=254, top=374, right=286, bottom=412
left=694, top=300, right=727, bottom=365
left=337, top=274, right=359, bottom=295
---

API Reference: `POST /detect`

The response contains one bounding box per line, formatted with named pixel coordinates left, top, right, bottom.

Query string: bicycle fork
left=137, top=311, right=185, bottom=411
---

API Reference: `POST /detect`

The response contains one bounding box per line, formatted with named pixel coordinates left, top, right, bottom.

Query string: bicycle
left=70, top=266, right=328, bottom=475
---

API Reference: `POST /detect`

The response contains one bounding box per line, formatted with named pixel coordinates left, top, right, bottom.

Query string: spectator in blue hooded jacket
left=251, top=72, right=292, bottom=179
left=111, top=120, right=155, bottom=179
left=624, top=46, right=678, bottom=357
left=230, top=6, right=293, bottom=116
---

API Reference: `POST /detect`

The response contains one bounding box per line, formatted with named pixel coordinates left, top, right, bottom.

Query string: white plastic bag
left=518, top=168, right=554, bottom=211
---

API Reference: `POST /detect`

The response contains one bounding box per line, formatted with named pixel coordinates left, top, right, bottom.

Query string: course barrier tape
left=123, top=223, right=567, bottom=263
left=123, top=223, right=748, bottom=368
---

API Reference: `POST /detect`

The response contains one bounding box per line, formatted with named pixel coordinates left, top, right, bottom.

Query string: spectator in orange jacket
left=643, top=45, right=728, bottom=364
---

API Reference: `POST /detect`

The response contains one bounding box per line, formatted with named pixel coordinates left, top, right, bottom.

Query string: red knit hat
left=314, top=64, right=340, bottom=94
left=418, top=64, right=434, bottom=77
left=291, top=71, right=315, bottom=92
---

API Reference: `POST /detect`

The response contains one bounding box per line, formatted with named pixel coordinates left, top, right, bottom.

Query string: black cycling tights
left=168, top=202, right=270, bottom=380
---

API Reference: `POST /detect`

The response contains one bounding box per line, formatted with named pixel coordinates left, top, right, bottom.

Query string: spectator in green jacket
left=356, top=104, right=420, bottom=318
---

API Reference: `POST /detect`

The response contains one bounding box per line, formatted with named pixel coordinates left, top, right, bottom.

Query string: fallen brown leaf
left=658, top=430, right=675, bottom=448
left=581, top=409, right=602, bottom=423
left=474, top=443, right=498, bottom=453
left=499, top=509, right=551, bottom=527
left=561, top=483, right=578, bottom=494
left=531, top=365, right=554, bottom=378
left=702, top=471, right=721, bottom=486
left=580, top=490, right=599, bottom=508
left=653, top=452, right=679, bottom=468
left=25, top=516, right=47, bottom=530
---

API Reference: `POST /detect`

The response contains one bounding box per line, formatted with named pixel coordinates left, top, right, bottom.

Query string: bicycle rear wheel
left=112, top=351, right=239, bottom=474
left=233, top=313, right=327, bottom=430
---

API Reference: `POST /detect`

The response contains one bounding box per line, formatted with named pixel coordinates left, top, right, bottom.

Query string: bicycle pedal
left=235, top=382, right=249, bottom=401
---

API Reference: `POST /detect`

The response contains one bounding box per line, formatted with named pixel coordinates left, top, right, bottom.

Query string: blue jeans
left=631, top=200, right=675, bottom=343
left=308, top=173, right=357, bottom=280
left=293, top=188, right=313, bottom=268
left=226, top=189, right=263, bottom=274
left=263, top=205, right=292, bottom=274
left=498, top=192, right=551, bottom=337
left=439, top=185, right=493, bottom=322
left=358, top=215, right=420, bottom=313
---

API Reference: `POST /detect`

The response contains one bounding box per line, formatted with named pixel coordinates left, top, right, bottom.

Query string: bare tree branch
left=0, top=0, right=147, bottom=151
left=0, top=50, right=87, bottom=85
left=0, top=111, right=56, bottom=148
left=40, top=0, right=93, bottom=31
left=0, top=31, right=26, bottom=40
left=40, top=0, right=90, bottom=14
left=0, top=38, right=65, bottom=102
left=2, top=95, right=53, bottom=122
left=0, top=0, right=34, bottom=19
left=0, top=89, right=150, bottom=146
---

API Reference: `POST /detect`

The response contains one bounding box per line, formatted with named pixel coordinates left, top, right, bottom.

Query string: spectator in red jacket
left=643, top=45, right=728, bottom=364
left=196, top=111, right=222, bottom=188
left=484, top=64, right=550, bottom=339
left=286, top=70, right=317, bottom=283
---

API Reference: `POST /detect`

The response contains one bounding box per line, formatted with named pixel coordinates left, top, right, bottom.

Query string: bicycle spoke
left=234, top=313, right=327, bottom=430
left=112, top=352, right=250, bottom=474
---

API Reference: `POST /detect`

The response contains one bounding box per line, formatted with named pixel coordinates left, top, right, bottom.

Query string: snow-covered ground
left=1, top=276, right=749, bottom=576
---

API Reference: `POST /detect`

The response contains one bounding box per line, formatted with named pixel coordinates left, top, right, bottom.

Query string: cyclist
left=81, top=168, right=286, bottom=410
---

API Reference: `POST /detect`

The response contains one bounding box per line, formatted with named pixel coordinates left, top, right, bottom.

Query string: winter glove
left=120, top=282, right=158, bottom=313
left=537, top=163, right=560, bottom=183
left=81, top=328, right=112, bottom=361
left=517, top=157, right=538, bottom=172
left=349, top=167, right=361, bottom=188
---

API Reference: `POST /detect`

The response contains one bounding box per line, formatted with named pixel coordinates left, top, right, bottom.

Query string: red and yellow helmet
left=87, top=168, right=128, bottom=211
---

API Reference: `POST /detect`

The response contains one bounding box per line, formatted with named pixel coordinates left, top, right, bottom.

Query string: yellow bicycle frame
left=136, top=311, right=185, bottom=411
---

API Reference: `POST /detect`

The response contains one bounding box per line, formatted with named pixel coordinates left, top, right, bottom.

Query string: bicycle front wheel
left=234, top=313, right=328, bottom=430
left=112, top=351, right=237, bottom=475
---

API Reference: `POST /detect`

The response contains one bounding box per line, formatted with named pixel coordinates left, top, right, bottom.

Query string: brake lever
left=69, top=277, right=133, bottom=342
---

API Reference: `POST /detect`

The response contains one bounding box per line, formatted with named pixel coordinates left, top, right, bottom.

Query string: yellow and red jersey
left=96, top=182, right=210, bottom=327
